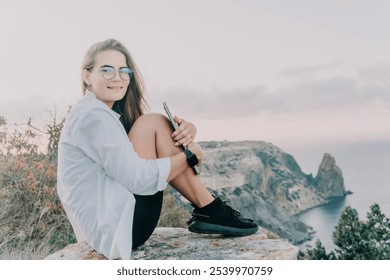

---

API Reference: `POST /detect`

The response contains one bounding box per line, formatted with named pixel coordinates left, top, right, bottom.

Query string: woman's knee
left=129, top=114, right=168, bottom=159
left=132, top=113, right=170, bottom=131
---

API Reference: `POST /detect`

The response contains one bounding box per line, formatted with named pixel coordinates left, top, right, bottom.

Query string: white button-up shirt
left=57, top=91, right=170, bottom=259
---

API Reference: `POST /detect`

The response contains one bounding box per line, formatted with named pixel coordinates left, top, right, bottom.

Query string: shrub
left=301, top=203, right=390, bottom=260
left=0, top=115, right=76, bottom=259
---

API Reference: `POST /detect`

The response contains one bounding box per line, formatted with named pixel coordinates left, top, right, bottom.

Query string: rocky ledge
left=44, top=227, right=298, bottom=260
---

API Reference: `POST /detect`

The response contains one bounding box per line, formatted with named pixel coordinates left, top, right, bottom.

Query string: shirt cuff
left=155, top=157, right=171, bottom=191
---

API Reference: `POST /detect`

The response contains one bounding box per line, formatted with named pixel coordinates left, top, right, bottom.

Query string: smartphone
left=163, top=102, right=179, bottom=131
left=163, top=102, right=200, bottom=175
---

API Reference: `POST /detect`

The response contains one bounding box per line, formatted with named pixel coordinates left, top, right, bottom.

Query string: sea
left=280, top=140, right=390, bottom=252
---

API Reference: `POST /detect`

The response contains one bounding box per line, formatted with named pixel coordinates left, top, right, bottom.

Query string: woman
left=57, top=38, right=258, bottom=260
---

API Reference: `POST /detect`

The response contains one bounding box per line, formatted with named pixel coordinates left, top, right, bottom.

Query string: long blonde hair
left=81, top=38, right=147, bottom=133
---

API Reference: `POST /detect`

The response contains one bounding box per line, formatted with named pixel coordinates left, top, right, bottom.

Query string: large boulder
left=44, top=227, right=298, bottom=260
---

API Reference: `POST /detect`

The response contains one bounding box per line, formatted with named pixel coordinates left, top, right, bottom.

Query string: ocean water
left=281, top=140, right=390, bottom=252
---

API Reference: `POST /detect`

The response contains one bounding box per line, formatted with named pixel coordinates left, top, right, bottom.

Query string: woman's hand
left=172, top=115, right=197, bottom=147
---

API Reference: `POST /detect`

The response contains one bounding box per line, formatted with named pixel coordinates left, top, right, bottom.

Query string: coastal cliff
left=169, top=141, right=347, bottom=244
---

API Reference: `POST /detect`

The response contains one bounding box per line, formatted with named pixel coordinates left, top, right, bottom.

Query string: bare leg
left=128, top=113, right=214, bottom=207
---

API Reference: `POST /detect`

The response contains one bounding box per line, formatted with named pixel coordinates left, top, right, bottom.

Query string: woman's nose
left=112, top=71, right=122, bottom=81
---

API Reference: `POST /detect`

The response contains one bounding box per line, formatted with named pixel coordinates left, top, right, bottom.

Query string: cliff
left=44, top=227, right=298, bottom=260
left=168, top=141, right=346, bottom=244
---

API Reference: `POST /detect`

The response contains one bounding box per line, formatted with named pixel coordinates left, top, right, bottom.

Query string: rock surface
left=44, top=227, right=298, bottom=260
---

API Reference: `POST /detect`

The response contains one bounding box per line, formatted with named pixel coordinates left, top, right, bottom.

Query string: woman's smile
left=107, top=86, right=124, bottom=91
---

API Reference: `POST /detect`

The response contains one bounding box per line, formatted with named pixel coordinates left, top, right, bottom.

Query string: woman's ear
left=82, top=69, right=91, bottom=86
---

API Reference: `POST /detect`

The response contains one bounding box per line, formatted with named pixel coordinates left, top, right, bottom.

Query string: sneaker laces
left=221, top=200, right=242, bottom=218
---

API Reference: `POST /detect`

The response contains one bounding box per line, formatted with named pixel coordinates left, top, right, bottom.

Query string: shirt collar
left=85, top=89, right=97, bottom=99
left=84, top=90, right=121, bottom=119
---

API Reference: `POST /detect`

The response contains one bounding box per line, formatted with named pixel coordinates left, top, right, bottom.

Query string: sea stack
left=315, top=153, right=347, bottom=198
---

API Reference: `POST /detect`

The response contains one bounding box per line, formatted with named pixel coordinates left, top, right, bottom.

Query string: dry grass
left=0, top=115, right=76, bottom=259
left=0, top=244, right=51, bottom=260
left=158, top=188, right=191, bottom=228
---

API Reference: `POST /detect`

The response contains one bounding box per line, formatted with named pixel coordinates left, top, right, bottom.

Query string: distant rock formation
left=44, top=227, right=298, bottom=260
left=167, top=141, right=347, bottom=244
left=315, top=153, right=347, bottom=198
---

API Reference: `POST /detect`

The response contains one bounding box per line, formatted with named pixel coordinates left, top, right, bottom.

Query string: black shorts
left=132, top=191, right=163, bottom=249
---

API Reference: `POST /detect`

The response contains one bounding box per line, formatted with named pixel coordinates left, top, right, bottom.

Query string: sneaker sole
left=188, top=221, right=258, bottom=236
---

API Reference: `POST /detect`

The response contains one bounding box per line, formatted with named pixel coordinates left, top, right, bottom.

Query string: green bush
left=301, top=203, right=390, bottom=260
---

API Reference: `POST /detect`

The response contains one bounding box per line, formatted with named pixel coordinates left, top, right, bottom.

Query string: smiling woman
left=56, top=38, right=258, bottom=260
left=80, top=40, right=147, bottom=133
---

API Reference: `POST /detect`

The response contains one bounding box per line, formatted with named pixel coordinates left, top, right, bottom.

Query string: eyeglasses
left=93, top=65, right=133, bottom=81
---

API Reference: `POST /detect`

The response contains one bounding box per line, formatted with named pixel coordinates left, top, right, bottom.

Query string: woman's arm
left=76, top=108, right=171, bottom=195
left=76, top=108, right=203, bottom=195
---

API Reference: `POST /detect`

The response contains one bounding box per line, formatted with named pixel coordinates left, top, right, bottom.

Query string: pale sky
left=1, top=0, right=389, bottom=147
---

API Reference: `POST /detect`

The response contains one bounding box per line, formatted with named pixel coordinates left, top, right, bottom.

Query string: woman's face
left=84, top=50, right=130, bottom=108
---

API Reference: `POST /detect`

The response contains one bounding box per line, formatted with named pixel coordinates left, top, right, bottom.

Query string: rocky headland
left=169, top=140, right=347, bottom=245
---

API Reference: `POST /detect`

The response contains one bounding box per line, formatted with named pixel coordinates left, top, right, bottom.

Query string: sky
left=1, top=0, right=390, bottom=148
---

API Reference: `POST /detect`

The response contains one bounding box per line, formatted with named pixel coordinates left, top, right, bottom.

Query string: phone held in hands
left=163, top=102, right=200, bottom=175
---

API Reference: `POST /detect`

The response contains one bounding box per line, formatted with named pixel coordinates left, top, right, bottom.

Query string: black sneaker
left=187, top=198, right=258, bottom=236
left=190, top=201, right=255, bottom=223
